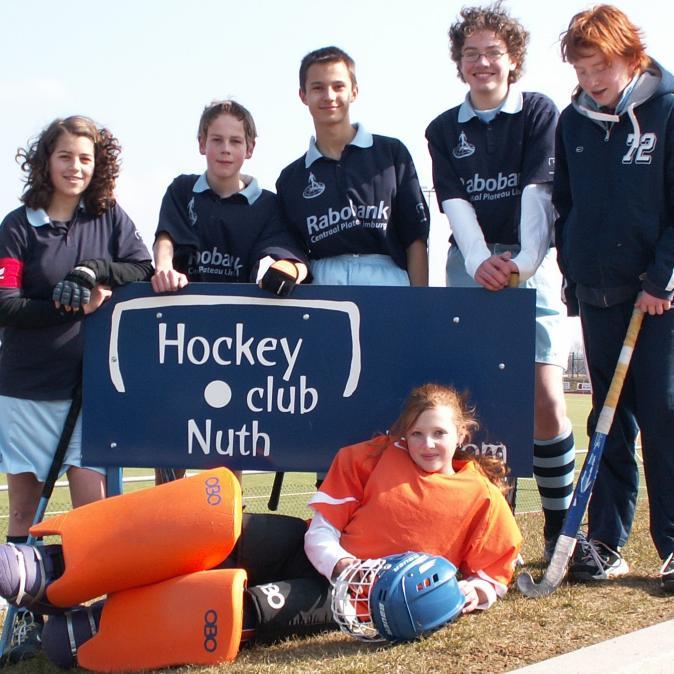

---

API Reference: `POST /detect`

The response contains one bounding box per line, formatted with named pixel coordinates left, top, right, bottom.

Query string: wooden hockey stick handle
left=508, top=272, right=520, bottom=288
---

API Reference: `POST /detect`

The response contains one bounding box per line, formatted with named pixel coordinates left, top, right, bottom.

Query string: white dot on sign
left=499, top=363, right=505, bottom=370
left=204, top=380, right=232, bottom=408
left=303, top=313, right=310, bottom=320
left=110, top=442, right=117, bottom=449
left=453, top=316, right=460, bottom=324
left=156, top=313, right=163, bottom=319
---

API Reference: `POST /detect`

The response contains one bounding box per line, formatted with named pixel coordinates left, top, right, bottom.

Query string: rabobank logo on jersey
left=306, top=199, right=389, bottom=243
left=461, top=171, right=520, bottom=202
left=188, top=247, right=243, bottom=277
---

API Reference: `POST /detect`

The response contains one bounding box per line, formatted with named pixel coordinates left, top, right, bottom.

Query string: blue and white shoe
left=569, top=535, right=629, bottom=581
left=0, top=608, right=43, bottom=665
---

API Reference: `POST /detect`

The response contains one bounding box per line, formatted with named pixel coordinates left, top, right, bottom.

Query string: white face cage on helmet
left=331, top=558, right=388, bottom=642
left=331, top=552, right=465, bottom=643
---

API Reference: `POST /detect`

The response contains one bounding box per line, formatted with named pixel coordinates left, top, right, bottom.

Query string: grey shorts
left=446, top=245, right=569, bottom=368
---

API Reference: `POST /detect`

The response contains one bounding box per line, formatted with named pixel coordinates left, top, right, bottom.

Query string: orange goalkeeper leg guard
left=30, top=468, right=241, bottom=608
left=75, top=569, right=246, bottom=671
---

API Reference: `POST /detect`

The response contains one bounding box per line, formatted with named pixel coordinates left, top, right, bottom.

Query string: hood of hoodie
left=570, top=59, right=674, bottom=145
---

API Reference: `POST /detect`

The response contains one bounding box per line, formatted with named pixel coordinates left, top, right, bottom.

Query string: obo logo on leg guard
left=204, top=476, right=222, bottom=506
left=76, top=569, right=247, bottom=670
left=203, top=609, right=218, bottom=652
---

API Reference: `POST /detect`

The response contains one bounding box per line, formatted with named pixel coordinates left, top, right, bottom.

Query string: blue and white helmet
left=331, top=551, right=465, bottom=642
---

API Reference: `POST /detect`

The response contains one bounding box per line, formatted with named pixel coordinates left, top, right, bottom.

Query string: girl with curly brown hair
left=0, top=116, right=152, bottom=545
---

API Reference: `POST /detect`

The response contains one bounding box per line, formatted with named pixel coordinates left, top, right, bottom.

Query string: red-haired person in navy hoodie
left=553, top=5, right=674, bottom=592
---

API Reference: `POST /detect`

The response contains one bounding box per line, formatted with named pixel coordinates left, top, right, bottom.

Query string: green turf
left=566, top=391, right=592, bottom=444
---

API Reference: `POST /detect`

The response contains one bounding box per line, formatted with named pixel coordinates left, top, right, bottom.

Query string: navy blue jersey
left=426, top=91, right=557, bottom=245
left=275, top=126, right=429, bottom=269
left=554, top=61, right=674, bottom=303
left=157, top=174, right=306, bottom=282
left=0, top=203, right=151, bottom=399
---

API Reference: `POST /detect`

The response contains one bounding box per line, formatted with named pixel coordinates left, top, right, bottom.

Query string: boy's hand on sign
left=151, top=267, right=189, bottom=293
left=474, top=252, right=515, bottom=291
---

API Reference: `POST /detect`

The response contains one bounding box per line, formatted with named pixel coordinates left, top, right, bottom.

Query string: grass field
left=3, top=392, right=672, bottom=673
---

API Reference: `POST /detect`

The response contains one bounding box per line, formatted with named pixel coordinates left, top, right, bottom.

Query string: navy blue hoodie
left=553, top=60, right=674, bottom=312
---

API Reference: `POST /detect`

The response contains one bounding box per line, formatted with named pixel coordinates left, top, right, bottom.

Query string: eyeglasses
left=461, top=48, right=506, bottom=63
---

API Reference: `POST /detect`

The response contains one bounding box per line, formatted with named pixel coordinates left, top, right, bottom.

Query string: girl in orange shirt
left=306, top=382, right=522, bottom=611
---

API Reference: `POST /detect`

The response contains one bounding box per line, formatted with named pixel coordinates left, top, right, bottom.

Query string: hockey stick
left=0, top=381, right=83, bottom=660
left=267, top=471, right=285, bottom=511
left=517, top=306, right=644, bottom=598
left=503, top=271, right=520, bottom=512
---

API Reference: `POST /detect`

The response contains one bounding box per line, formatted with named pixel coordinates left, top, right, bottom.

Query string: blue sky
left=1, top=0, right=670, bottom=304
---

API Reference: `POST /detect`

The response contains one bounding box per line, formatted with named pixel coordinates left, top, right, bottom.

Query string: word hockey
left=157, top=322, right=303, bottom=381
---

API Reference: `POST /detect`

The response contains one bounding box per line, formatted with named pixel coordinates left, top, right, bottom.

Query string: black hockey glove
left=52, top=263, right=97, bottom=309
left=259, top=261, right=299, bottom=297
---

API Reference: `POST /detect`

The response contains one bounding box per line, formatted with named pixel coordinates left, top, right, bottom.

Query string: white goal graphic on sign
left=108, top=295, right=362, bottom=397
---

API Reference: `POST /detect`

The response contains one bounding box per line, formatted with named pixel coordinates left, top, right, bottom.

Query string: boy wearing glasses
left=425, top=3, right=575, bottom=560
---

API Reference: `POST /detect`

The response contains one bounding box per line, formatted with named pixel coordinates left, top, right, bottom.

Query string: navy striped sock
left=533, top=422, right=575, bottom=540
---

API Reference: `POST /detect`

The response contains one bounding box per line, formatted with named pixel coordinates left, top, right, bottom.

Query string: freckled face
left=405, top=405, right=464, bottom=475
left=571, top=51, right=635, bottom=108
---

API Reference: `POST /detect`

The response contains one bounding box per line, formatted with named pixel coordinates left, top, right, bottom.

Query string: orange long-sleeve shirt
left=308, top=437, right=522, bottom=588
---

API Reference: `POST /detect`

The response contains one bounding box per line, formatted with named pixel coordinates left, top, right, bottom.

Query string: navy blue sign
left=83, top=284, right=535, bottom=475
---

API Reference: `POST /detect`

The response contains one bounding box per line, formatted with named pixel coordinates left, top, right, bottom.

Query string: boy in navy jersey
left=555, top=5, right=674, bottom=589
left=425, top=3, right=575, bottom=560
left=276, top=46, right=429, bottom=288
left=276, top=47, right=430, bottom=486
left=151, top=100, right=308, bottom=484
left=152, top=100, right=307, bottom=294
